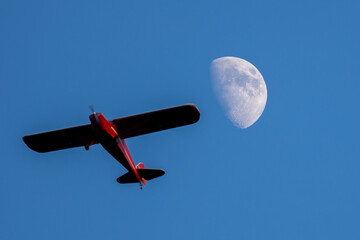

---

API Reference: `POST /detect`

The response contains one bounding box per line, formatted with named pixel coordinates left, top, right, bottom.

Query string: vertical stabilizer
left=136, top=162, right=145, bottom=169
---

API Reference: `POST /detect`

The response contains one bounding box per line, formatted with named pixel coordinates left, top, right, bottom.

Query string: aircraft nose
left=89, top=113, right=98, bottom=121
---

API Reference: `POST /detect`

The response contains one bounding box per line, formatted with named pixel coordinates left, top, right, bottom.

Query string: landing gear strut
left=85, top=140, right=95, bottom=150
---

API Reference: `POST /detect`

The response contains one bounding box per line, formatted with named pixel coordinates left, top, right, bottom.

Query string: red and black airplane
left=23, top=104, right=200, bottom=188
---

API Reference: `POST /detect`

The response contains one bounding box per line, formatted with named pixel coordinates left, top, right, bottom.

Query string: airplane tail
left=116, top=164, right=165, bottom=184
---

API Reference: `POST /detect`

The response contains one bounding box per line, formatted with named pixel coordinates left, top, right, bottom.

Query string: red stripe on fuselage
left=89, top=113, right=143, bottom=184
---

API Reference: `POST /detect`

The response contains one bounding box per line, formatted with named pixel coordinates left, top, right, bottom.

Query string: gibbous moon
left=210, top=56, right=267, bottom=129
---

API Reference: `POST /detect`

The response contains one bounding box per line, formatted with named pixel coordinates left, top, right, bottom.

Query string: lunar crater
left=249, top=67, right=257, bottom=75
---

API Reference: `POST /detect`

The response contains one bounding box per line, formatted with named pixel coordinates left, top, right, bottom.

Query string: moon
left=210, top=56, right=267, bottom=129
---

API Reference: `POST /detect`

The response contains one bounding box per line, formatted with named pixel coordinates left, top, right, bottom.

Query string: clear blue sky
left=1, top=0, right=360, bottom=239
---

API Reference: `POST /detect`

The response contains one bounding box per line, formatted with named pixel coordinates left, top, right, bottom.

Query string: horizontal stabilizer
left=138, top=169, right=165, bottom=180
left=117, top=171, right=139, bottom=183
left=117, top=169, right=165, bottom=184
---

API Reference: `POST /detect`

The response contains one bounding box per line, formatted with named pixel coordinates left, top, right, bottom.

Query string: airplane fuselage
left=89, top=112, right=144, bottom=185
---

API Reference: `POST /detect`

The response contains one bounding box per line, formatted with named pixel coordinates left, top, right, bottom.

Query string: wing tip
left=183, top=103, right=200, bottom=123
left=23, top=135, right=46, bottom=153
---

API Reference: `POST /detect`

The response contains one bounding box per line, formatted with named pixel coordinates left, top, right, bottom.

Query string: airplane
left=23, top=104, right=200, bottom=189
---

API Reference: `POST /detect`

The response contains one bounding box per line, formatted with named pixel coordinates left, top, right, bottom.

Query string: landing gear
left=85, top=140, right=95, bottom=150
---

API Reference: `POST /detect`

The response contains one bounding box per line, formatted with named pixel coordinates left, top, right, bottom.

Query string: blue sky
left=1, top=0, right=360, bottom=239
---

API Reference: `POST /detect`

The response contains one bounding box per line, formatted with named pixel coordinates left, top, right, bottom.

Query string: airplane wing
left=113, top=104, right=200, bottom=139
left=23, top=104, right=200, bottom=152
left=23, top=124, right=96, bottom=153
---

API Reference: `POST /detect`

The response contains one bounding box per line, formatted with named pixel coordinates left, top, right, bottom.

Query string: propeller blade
left=89, top=104, right=95, bottom=114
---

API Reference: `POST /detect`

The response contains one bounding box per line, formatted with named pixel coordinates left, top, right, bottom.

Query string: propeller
left=89, top=104, right=96, bottom=115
